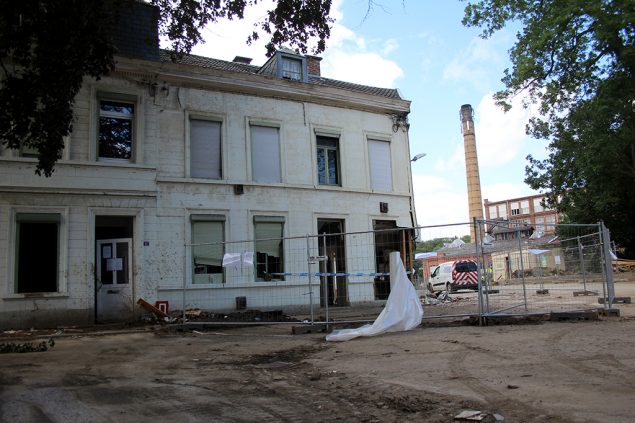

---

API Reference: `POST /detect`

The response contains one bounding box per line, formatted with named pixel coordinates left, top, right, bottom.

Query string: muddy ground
left=1, top=308, right=635, bottom=423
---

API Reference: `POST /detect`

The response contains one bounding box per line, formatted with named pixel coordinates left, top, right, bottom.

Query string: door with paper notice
left=96, top=238, right=133, bottom=322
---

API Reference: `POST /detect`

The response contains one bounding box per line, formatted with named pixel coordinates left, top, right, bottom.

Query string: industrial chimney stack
left=460, top=104, right=484, bottom=242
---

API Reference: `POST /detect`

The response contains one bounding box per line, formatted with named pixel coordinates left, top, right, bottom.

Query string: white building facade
left=0, top=32, right=415, bottom=329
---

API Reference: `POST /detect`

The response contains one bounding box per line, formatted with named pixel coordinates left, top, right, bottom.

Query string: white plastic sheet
left=326, top=252, right=423, bottom=342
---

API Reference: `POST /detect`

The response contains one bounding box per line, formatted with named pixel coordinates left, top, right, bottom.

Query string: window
left=520, top=200, right=530, bottom=214
left=254, top=216, right=284, bottom=281
left=498, top=204, right=508, bottom=219
left=191, top=215, right=225, bottom=284
left=99, top=99, right=134, bottom=161
left=533, top=198, right=545, bottom=213
left=317, top=135, right=339, bottom=185
left=15, top=213, right=60, bottom=293
left=190, top=119, right=222, bottom=179
left=250, top=125, right=281, bottom=183
left=20, top=143, right=39, bottom=158
left=488, top=205, right=498, bottom=219
left=368, top=139, right=392, bottom=192
left=281, top=57, right=303, bottom=80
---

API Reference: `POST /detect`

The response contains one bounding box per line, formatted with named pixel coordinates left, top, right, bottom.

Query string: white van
left=428, top=260, right=479, bottom=293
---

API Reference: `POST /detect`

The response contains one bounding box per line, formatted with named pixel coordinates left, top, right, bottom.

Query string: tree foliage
left=0, top=0, right=333, bottom=176
left=463, top=0, right=635, bottom=256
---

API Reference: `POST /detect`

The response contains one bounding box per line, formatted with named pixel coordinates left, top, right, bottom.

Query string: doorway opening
left=373, top=220, right=414, bottom=300
left=317, top=219, right=348, bottom=307
left=95, top=216, right=134, bottom=323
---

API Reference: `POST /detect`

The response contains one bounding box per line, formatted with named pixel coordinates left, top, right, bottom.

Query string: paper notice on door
left=102, top=246, right=112, bottom=259
left=107, top=258, right=123, bottom=271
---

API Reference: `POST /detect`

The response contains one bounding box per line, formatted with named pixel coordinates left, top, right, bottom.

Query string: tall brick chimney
left=460, top=104, right=484, bottom=243
left=306, top=55, right=322, bottom=76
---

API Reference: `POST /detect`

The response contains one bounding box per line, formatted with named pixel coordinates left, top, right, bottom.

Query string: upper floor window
left=250, top=125, right=281, bottom=183
left=190, top=118, right=222, bottom=179
left=99, top=100, right=134, bottom=161
left=281, top=57, right=303, bottom=80
left=488, top=205, right=498, bottom=219
left=317, top=135, right=340, bottom=186
left=368, top=139, right=392, bottom=192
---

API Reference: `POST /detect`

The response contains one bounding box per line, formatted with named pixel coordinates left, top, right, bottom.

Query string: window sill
left=3, top=292, right=69, bottom=300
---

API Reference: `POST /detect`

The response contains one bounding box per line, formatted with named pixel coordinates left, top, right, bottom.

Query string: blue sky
left=186, top=0, right=550, bottom=235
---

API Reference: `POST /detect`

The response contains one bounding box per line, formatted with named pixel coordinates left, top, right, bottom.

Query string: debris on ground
left=454, top=409, right=488, bottom=421
left=176, top=308, right=298, bottom=323
left=0, top=338, right=55, bottom=353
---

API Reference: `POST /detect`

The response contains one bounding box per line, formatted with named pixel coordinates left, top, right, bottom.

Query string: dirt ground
left=2, top=306, right=635, bottom=423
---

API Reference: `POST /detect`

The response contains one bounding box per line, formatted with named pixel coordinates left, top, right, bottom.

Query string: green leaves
left=0, top=0, right=334, bottom=175
left=464, top=0, right=635, bottom=256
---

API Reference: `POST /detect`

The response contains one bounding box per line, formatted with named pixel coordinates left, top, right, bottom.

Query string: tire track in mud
left=545, top=328, right=635, bottom=390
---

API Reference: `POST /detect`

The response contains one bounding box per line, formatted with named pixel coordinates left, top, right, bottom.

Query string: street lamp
left=411, top=152, right=427, bottom=162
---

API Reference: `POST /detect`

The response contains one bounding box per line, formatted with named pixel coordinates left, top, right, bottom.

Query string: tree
left=0, top=0, right=333, bottom=176
left=463, top=0, right=635, bottom=256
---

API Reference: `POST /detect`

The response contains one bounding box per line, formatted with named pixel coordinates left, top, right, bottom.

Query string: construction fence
left=177, top=220, right=616, bottom=327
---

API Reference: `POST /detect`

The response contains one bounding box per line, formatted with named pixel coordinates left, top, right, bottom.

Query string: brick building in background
left=484, top=194, right=560, bottom=240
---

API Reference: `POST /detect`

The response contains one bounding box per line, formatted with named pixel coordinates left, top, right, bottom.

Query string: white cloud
left=186, top=1, right=274, bottom=63
left=442, top=34, right=508, bottom=91
left=481, top=182, right=529, bottom=203
left=474, top=91, right=536, bottom=166
left=412, top=174, right=470, bottom=235
left=319, top=3, right=403, bottom=87
left=167, top=0, right=404, bottom=88
left=433, top=141, right=465, bottom=172
left=321, top=50, right=403, bottom=87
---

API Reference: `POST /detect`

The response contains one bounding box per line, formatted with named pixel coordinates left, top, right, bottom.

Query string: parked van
left=428, top=260, right=479, bottom=293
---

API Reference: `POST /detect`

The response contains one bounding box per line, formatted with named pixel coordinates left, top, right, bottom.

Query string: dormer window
left=281, top=56, right=303, bottom=80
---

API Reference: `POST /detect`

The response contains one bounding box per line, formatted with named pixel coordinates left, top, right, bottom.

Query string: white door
left=96, top=238, right=133, bottom=322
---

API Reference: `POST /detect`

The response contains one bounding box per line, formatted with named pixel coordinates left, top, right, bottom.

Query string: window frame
left=190, top=214, right=226, bottom=285
left=91, top=88, right=144, bottom=164
left=367, top=137, right=393, bottom=192
left=8, top=208, right=68, bottom=297
left=316, top=134, right=341, bottom=186
left=186, top=112, right=225, bottom=180
left=247, top=120, right=284, bottom=184
left=253, top=216, right=285, bottom=282
left=277, top=52, right=307, bottom=82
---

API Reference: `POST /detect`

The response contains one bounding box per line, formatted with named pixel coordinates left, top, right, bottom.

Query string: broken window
left=254, top=216, right=284, bottom=281
left=15, top=213, right=60, bottom=293
left=191, top=215, right=225, bottom=284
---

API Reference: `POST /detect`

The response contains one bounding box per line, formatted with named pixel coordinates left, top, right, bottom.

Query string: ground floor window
left=254, top=216, right=284, bottom=281
left=15, top=213, right=60, bottom=293
left=191, top=215, right=225, bottom=284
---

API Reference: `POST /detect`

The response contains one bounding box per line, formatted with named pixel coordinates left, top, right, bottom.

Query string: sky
left=184, top=0, right=551, bottom=237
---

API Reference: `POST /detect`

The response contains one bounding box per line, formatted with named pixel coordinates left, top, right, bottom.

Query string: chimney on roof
left=233, top=56, right=252, bottom=64
left=306, top=55, right=322, bottom=76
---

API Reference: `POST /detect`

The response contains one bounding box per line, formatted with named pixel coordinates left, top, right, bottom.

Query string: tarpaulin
left=326, top=252, right=423, bottom=342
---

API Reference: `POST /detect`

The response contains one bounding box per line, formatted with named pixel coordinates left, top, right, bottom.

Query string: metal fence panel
left=178, top=220, right=613, bottom=326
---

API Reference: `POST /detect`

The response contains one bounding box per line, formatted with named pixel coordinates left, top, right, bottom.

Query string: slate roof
left=159, top=50, right=404, bottom=100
